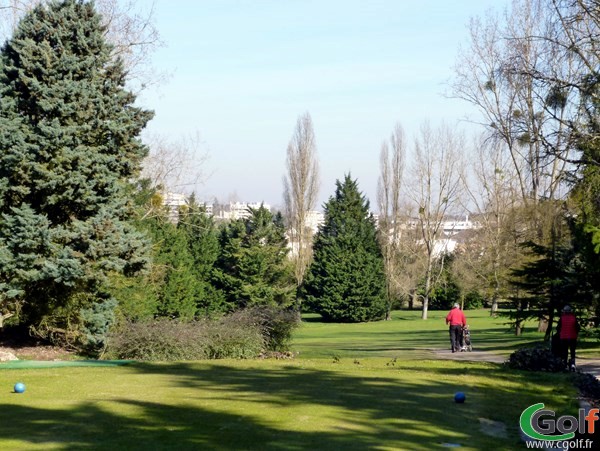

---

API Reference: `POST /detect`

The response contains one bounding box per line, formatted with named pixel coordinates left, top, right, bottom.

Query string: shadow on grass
left=0, top=361, right=559, bottom=450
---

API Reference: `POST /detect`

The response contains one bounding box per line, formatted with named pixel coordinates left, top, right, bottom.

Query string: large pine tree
left=0, top=0, right=153, bottom=344
left=302, top=175, right=386, bottom=322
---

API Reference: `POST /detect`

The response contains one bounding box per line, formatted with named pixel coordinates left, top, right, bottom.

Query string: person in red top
left=556, top=305, right=580, bottom=371
left=445, top=303, right=467, bottom=353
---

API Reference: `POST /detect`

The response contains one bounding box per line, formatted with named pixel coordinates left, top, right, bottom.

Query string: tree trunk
left=537, top=318, right=548, bottom=333
left=490, top=291, right=499, bottom=316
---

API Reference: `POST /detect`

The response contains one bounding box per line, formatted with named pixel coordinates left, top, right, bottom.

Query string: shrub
left=463, top=291, right=485, bottom=310
left=507, top=346, right=565, bottom=372
left=206, top=313, right=265, bottom=359
left=105, top=305, right=300, bottom=361
left=571, top=372, right=600, bottom=404
left=105, top=319, right=209, bottom=361
left=426, top=281, right=461, bottom=311
left=105, top=316, right=264, bottom=361
left=239, top=306, right=301, bottom=352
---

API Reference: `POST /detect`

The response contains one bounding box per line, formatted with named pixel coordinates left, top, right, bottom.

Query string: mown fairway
left=0, top=309, right=589, bottom=450
left=293, top=309, right=547, bottom=359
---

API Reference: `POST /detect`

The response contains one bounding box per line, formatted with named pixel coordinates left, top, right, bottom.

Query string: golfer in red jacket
left=556, top=305, right=580, bottom=371
left=446, top=303, right=467, bottom=353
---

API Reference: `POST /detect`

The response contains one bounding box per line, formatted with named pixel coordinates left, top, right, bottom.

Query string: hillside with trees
left=0, top=0, right=599, bottom=360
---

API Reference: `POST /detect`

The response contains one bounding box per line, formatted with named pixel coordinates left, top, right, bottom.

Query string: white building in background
left=162, top=192, right=213, bottom=222
left=432, top=238, right=458, bottom=256
left=163, top=192, right=188, bottom=222
left=202, top=203, right=214, bottom=216
left=305, top=210, right=325, bottom=234
left=285, top=211, right=324, bottom=257
left=215, top=202, right=271, bottom=220
left=164, top=192, right=187, bottom=208
left=441, top=215, right=481, bottom=236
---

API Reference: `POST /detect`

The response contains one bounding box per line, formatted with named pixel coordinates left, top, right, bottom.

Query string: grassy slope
left=0, top=308, right=595, bottom=450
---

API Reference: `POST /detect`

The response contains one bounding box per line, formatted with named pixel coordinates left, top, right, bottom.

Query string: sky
left=138, top=0, right=509, bottom=211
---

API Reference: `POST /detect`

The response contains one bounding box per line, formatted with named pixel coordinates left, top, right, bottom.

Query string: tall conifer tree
left=0, top=0, right=153, bottom=343
left=302, top=175, right=386, bottom=322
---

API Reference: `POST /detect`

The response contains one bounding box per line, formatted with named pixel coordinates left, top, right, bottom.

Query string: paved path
left=576, top=356, right=600, bottom=378
left=432, top=348, right=506, bottom=364
left=432, top=348, right=600, bottom=379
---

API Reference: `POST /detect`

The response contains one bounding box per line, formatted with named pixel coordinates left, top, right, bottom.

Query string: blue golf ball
left=14, top=382, right=25, bottom=393
left=454, top=392, right=466, bottom=403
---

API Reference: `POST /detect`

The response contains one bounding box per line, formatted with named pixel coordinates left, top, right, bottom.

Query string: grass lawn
left=292, top=309, right=549, bottom=360
left=0, top=308, right=595, bottom=450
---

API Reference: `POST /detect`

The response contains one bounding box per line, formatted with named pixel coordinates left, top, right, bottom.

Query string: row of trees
left=111, top=193, right=295, bottom=321
left=1, top=0, right=599, bottom=354
left=0, top=0, right=385, bottom=346
left=285, top=0, right=600, bottom=331
left=450, top=0, right=600, bottom=334
left=123, top=174, right=388, bottom=326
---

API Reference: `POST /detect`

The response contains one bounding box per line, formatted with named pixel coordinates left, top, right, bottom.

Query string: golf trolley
left=460, top=325, right=472, bottom=352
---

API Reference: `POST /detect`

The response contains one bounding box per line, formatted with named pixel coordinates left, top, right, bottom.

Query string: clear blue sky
left=138, top=0, right=507, bottom=210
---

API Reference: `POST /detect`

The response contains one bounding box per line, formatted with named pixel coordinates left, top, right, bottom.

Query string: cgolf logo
left=520, top=403, right=597, bottom=448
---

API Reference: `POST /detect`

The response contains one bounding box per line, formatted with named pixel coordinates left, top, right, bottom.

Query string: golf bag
left=460, top=325, right=472, bottom=352
left=551, top=331, right=562, bottom=358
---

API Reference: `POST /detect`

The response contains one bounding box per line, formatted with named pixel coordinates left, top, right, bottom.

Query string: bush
left=104, top=306, right=300, bottom=361
left=463, top=291, right=485, bottom=310
left=507, top=346, right=565, bottom=372
left=206, top=313, right=265, bottom=359
left=240, top=306, right=301, bottom=352
left=105, top=315, right=264, bottom=361
left=427, top=281, right=461, bottom=311
left=571, top=372, right=600, bottom=404
left=105, top=319, right=207, bottom=361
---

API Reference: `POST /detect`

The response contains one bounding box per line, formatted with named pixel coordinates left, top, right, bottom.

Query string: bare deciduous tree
left=451, top=0, right=600, bottom=331
left=140, top=132, right=210, bottom=218
left=0, top=0, right=163, bottom=90
left=405, top=123, right=465, bottom=320
left=377, top=123, right=406, bottom=320
left=283, top=113, right=320, bottom=292
left=451, top=0, right=573, bottom=214
left=460, top=136, right=524, bottom=315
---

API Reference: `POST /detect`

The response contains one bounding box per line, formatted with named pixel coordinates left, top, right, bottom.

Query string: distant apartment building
left=441, top=215, right=480, bottom=236
left=214, top=202, right=271, bottom=221
left=380, top=215, right=480, bottom=257
left=162, top=192, right=213, bottom=222
left=163, top=192, right=187, bottom=222
left=305, top=210, right=325, bottom=234
left=286, top=210, right=324, bottom=257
